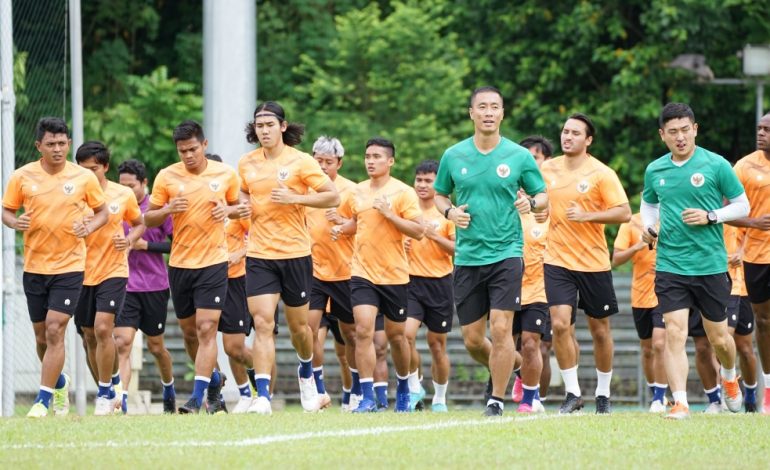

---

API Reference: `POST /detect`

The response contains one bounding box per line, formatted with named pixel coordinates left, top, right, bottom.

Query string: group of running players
left=4, top=85, right=770, bottom=420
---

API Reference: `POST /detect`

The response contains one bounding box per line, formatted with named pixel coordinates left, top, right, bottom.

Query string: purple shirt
left=124, top=194, right=173, bottom=292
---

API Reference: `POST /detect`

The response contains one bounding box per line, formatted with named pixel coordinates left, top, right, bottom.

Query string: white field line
left=2, top=414, right=572, bottom=451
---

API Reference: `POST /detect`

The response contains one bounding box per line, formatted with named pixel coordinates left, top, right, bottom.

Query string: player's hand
left=228, top=252, right=243, bottom=267
left=325, top=208, right=344, bottom=225
left=210, top=198, right=226, bottom=222
left=373, top=195, right=393, bottom=219
left=330, top=225, right=344, bottom=241
left=641, top=226, right=657, bottom=245
left=112, top=233, right=129, bottom=251
left=450, top=204, right=471, bottom=229
left=633, top=240, right=648, bottom=252
left=728, top=252, right=742, bottom=268
left=14, top=211, right=33, bottom=231
left=271, top=180, right=298, bottom=204
left=404, top=238, right=412, bottom=253
left=131, top=238, right=148, bottom=251
left=72, top=219, right=90, bottom=238
left=566, top=201, right=588, bottom=223
left=752, top=214, right=770, bottom=231
left=514, top=190, right=531, bottom=215
left=534, top=206, right=549, bottom=223
left=424, top=222, right=439, bottom=240
left=232, top=201, right=252, bottom=219
left=168, top=195, right=189, bottom=213
left=681, top=208, right=708, bottom=225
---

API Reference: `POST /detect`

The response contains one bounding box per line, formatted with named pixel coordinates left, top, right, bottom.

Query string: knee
left=83, top=331, right=98, bottom=350
left=427, top=337, right=445, bottom=357
left=551, top=319, right=571, bottom=336
left=641, top=343, right=654, bottom=360
left=355, top=324, right=373, bottom=344
left=521, top=336, right=540, bottom=358
left=463, top=333, right=485, bottom=352
left=224, top=341, right=243, bottom=358
left=708, top=333, right=729, bottom=351
left=94, top=322, right=113, bottom=342
left=253, top=316, right=275, bottom=337
left=146, top=338, right=165, bottom=357
left=196, top=320, right=217, bottom=340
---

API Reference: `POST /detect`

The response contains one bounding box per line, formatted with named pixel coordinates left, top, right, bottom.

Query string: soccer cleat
left=516, top=403, right=533, bottom=414
left=531, top=399, right=546, bottom=414
left=113, top=382, right=124, bottom=414
left=52, top=373, right=70, bottom=417
left=409, top=386, right=426, bottom=411
left=163, top=394, right=176, bottom=414
left=94, top=396, right=117, bottom=416
left=721, top=377, right=743, bottom=413
left=26, top=402, right=49, bottom=418
left=178, top=397, right=202, bottom=414
left=232, top=396, right=253, bottom=414
left=395, top=391, right=411, bottom=413
left=559, top=393, right=584, bottom=414
left=483, top=376, right=493, bottom=403
left=745, top=401, right=758, bottom=413
left=376, top=403, right=389, bottom=413
left=649, top=400, right=666, bottom=413
left=352, top=398, right=377, bottom=413
left=247, top=396, right=272, bottom=415
left=349, top=394, right=362, bottom=412
left=763, top=389, right=770, bottom=415
left=318, top=392, right=332, bottom=410
left=595, top=395, right=611, bottom=414
left=431, top=403, right=448, bottom=413
left=206, top=396, right=227, bottom=415
left=703, top=402, right=722, bottom=414
left=484, top=402, right=503, bottom=417
left=512, top=376, right=523, bottom=403
left=298, top=370, right=320, bottom=412
left=665, top=401, right=690, bottom=420
left=206, top=372, right=227, bottom=413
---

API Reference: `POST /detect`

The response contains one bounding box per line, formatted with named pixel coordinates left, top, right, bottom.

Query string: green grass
left=1, top=406, right=769, bottom=468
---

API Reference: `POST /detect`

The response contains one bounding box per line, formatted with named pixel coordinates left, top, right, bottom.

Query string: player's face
left=469, top=92, right=504, bottom=135
left=35, top=132, right=71, bottom=169
left=314, top=153, right=342, bottom=180
left=364, top=145, right=394, bottom=178
left=757, top=115, right=770, bottom=153
left=527, top=145, right=548, bottom=168
left=561, top=119, right=592, bottom=157
left=659, top=117, right=698, bottom=160
left=414, top=172, right=436, bottom=201
left=78, top=157, right=108, bottom=184
left=254, top=116, right=287, bottom=150
left=176, top=137, right=208, bottom=173
left=119, top=172, right=147, bottom=202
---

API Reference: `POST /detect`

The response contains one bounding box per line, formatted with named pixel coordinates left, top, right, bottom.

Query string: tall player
left=2, top=117, right=108, bottom=417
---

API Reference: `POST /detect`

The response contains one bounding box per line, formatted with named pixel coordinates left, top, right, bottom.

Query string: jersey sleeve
left=2, top=173, right=23, bottom=210
left=149, top=170, right=169, bottom=207
left=225, top=169, right=240, bottom=204
left=84, top=172, right=106, bottom=209
left=301, top=156, right=331, bottom=192
left=519, top=153, right=547, bottom=195
left=433, top=152, right=454, bottom=196
left=397, top=188, right=422, bottom=221
left=718, top=158, right=746, bottom=200
left=598, top=169, right=629, bottom=208
left=613, top=223, right=632, bottom=251
left=642, top=164, right=659, bottom=204
left=238, top=158, right=250, bottom=193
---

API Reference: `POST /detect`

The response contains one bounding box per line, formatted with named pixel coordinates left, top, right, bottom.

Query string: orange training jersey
left=238, top=146, right=331, bottom=260
left=407, top=203, right=455, bottom=278
left=225, top=217, right=250, bottom=279
left=541, top=155, right=629, bottom=272
left=3, top=160, right=105, bottom=275
left=724, top=224, right=748, bottom=297
left=307, top=175, right=356, bottom=281
left=614, top=213, right=657, bottom=308
left=150, top=160, right=240, bottom=269
left=520, top=213, right=548, bottom=305
left=341, top=177, right=422, bottom=285
left=733, top=150, right=770, bottom=264
left=83, top=181, right=141, bottom=285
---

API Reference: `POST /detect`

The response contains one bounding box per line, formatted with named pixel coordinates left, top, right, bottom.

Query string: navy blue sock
left=313, top=367, right=326, bottom=394
left=209, top=369, right=221, bottom=389
left=361, top=380, right=375, bottom=402
left=397, top=376, right=409, bottom=395
left=256, top=375, right=271, bottom=399
left=162, top=381, right=175, bottom=400
left=192, top=378, right=210, bottom=405
left=705, top=387, right=721, bottom=404
left=342, top=388, right=351, bottom=405
left=35, top=388, right=54, bottom=408
left=298, top=356, right=313, bottom=379
left=55, top=374, right=67, bottom=389
left=111, top=372, right=121, bottom=386
left=97, top=382, right=112, bottom=398
left=653, top=385, right=666, bottom=403
left=745, top=383, right=757, bottom=404
left=351, top=369, right=362, bottom=395
left=238, top=383, right=251, bottom=397
left=374, top=383, right=388, bottom=407
left=522, top=386, right=537, bottom=406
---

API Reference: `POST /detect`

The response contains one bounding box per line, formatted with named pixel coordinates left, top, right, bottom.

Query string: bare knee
left=146, top=337, right=166, bottom=357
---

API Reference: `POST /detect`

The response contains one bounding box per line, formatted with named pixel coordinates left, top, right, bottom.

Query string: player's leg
left=649, top=313, right=668, bottom=412
left=352, top=303, right=378, bottom=412
left=374, top=318, right=390, bottom=410
left=742, top=262, right=770, bottom=412
left=404, top=316, right=423, bottom=410
left=734, top=297, right=758, bottom=412
left=663, top=308, right=691, bottom=418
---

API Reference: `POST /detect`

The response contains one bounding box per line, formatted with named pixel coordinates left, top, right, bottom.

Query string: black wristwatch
left=444, top=206, right=454, bottom=219
left=529, top=198, right=537, bottom=211
left=706, top=210, right=718, bottom=224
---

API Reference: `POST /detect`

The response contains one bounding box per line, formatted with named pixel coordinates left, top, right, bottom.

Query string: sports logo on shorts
left=209, top=180, right=221, bottom=192
left=691, top=173, right=705, bottom=187
left=496, top=164, right=510, bottom=178
left=108, top=201, right=120, bottom=214
left=531, top=227, right=543, bottom=239
left=659, top=178, right=665, bottom=186
left=215, top=296, right=221, bottom=304
left=576, top=180, right=590, bottom=194
left=62, top=181, right=75, bottom=195
left=277, top=167, right=290, bottom=182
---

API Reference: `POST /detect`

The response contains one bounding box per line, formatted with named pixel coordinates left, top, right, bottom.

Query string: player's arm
left=228, top=245, right=248, bottom=266
left=435, top=193, right=470, bottom=229
left=568, top=202, right=632, bottom=224
left=331, top=214, right=357, bottom=240
left=682, top=193, right=750, bottom=226
left=272, top=180, right=340, bottom=208
left=611, top=240, right=647, bottom=267
left=125, top=215, right=146, bottom=246
left=374, top=195, right=425, bottom=240
left=428, top=230, right=455, bottom=255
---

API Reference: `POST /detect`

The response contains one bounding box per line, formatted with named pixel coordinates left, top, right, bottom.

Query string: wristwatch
left=529, top=198, right=537, bottom=211
left=706, top=210, right=718, bottom=224
left=444, top=206, right=454, bottom=219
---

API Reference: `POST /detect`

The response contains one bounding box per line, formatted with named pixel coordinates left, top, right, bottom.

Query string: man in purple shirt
left=114, top=159, right=177, bottom=414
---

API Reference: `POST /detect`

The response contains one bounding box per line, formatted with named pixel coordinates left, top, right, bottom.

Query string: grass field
left=2, top=405, right=769, bottom=469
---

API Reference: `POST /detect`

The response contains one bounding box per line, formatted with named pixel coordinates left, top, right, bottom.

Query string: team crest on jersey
left=62, top=181, right=75, bottom=195
left=277, top=167, right=290, bottom=182
left=690, top=173, right=705, bottom=187
left=659, top=178, right=665, bottom=186
left=576, top=180, right=590, bottom=193
left=430, top=220, right=441, bottom=231
left=209, top=180, right=221, bottom=192
left=108, top=201, right=120, bottom=214
left=30, top=185, right=38, bottom=192
left=757, top=175, right=764, bottom=181
left=531, top=227, right=543, bottom=239
left=496, top=164, right=511, bottom=178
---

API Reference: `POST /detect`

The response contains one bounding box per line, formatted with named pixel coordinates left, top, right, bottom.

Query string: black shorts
left=23, top=271, right=84, bottom=322
left=454, top=258, right=523, bottom=326
left=116, top=290, right=170, bottom=336
left=169, top=262, right=228, bottom=319
left=688, top=308, right=706, bottom=337
left=320, top=314, right=345, bottom=345
left=220, top=276, right=252, bottom=334
left=631, top=306, right=665, bottom=340
left=513, top=302, right=548, bottom=337
left=743, top=262, right=770, bottom=304
left=542, top=315, right=553, bottom=343
left=727, top=295, right=755, bottom=336
left=246, top=256, right=312, bottom=307
left=655, top=271, right=731, bottom=322
left=544, top=264, right=618, bottom=319
left=74, top=277, right=127, bottom=329
left=350, top=276, right=408, bottom=323
left=376, top=312, right=385, bottom=331
left=310, top=278, right=353, bottom=324
left=407, top=274, right=454, bottom=334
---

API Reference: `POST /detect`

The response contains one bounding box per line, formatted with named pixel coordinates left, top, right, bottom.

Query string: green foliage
left=13, top=49, right=29, bottom=112
left=84, top=67, right=202, bottom=184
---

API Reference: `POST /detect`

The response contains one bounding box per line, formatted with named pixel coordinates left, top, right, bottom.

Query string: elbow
left=620, top=206, right=632, bottom=223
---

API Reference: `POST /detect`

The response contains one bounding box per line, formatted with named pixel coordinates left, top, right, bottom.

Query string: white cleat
left=648, top=400, right=666, bottom=413
left=298, top=373, right=320, bottom=412
left=231, top=396, right=253, bottom=414
left=703, top=402, right=722, bottom=414
left=348, top=394, right=362, bottom=412
left=94, top=396, right=117, bottom=416
left=247, top=396, right=272, bottom=415
left=532, top=399, right=546, bottom=414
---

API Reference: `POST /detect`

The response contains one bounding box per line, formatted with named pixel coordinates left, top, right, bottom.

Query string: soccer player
left=641, top=102, right=749, bottom=419
left=612, top=210, right=668, bottom=412
left=2, top=117, right=108, bottom=418
left=239, top=102, right=339, bottom=414
left=144, top=120, right=244, bottom=414
left=404, top=160, right=455, bottom=412
left=306, top=136, right=357, bottom=410
left=540, top=113, right=631, bottom=414
left=434, top=86, right=548, bottom=417
left=317, top=309, right=353, bottom=409
left=729, top=112, right=770, bottom=412
left=114, top=158, right=177, bottom=414
left=333, top=137, right=425, bottom=413
left=74, top=141, right=144, bottom=415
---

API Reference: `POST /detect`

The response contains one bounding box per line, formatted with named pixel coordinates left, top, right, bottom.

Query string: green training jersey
left=642, top=146, right=745, bottom=276
left=434, top=136, right=546, bottom=266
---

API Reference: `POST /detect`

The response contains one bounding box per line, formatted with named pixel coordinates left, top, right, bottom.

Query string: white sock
left=672, top=391, right=688, bottom=407
left=595, top=369, right=612, bottom=398
left=721, top=366, right=736, bottom=381
left=763, top=373, right=770, bottom=387
left=408, top=369, right=421, bottom=393
left=744, top=381, right=757, bottom=389
left=487, top=398, right=504, bottom=410
left=161, top=378, right=174, bottom=386
left=432, top=381, right=447, bottom=405
left=560, top=366, right=581, bottom=397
